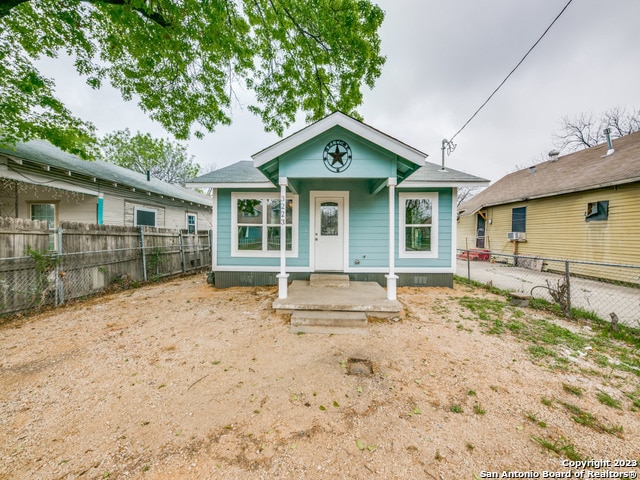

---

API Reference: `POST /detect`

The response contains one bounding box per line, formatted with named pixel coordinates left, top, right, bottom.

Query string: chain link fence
left=457, top=249, right=640, bottom=328
left=0, top=225, right=212, bottom=317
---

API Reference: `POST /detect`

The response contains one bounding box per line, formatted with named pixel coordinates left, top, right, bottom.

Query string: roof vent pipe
left=603, top=128, right=614, bottom=155
left=146, top=170, right=151, bottom=181
left=548, top=150, right=560, bottom=162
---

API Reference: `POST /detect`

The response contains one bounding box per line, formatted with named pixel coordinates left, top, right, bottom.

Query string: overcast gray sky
left=38, top=0, right=640, bottom=183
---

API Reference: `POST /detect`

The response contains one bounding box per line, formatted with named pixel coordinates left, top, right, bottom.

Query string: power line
left=445, top=0, right=574, bottom=150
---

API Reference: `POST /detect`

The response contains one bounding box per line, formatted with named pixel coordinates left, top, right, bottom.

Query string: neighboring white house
left=0, top=140, right=212, bottom=237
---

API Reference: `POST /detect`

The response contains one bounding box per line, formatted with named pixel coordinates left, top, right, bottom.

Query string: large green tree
left=100, top=129, right=200, bottom=185
left=0, top=0, right=385, bottom=159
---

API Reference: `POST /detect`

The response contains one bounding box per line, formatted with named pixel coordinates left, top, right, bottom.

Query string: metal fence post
left=565, top=260, right=572, bottom=317
left=140, top=227, right=147, bottom=282
left=467, top=249, right=471, bottom=281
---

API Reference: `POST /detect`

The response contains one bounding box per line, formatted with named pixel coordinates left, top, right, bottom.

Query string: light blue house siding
left=278, top=127, right=397, bottom=179
left=214, top=182, right=453, bottom=271
left=189, top=112, right=489, bottom=290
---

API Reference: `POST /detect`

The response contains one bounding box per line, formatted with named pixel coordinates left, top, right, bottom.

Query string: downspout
left=385, top=177, right=398, bottom=300
left=277, top=178, right=289, bottom=299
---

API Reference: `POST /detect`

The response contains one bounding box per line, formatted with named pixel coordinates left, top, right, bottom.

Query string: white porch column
left=277, top=178, right=289, bottom=299
left=385, top=177, right=398, bottom=300
left=210, top=188, right=216, bottom=274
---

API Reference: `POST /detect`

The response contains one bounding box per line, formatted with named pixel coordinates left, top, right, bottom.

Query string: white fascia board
left=186, top=182, right=275, bottom=189
left=252, top=112, right=427, bottom=167
left=0, top=165, right=99, bottom=195
left=399, top=181, right=490, bottom=188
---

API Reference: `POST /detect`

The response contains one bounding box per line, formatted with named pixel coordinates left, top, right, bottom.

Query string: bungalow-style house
left=188, top=112, right=488, bottom=299
left=457, top=129, right=640, bottom=280
left=0, top=140, right=213, bottom=242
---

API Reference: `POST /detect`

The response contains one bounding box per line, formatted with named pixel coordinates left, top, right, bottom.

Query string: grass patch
left=473, top=403, right=486, bottom=415
left=562, top=383, right=583, bottom=397
left=458, top=296, right=508, bottom=322
left=531, top=435, right=583, bottom=461
left=541, top=397, right=553, bottom=407
left=559, top=401, right=623, bottom=436
left=625, top=389, right=640, bottom=411
left=525, top=412, right=547, bottom=428
left=450, top=404, right=463, bottom=413
left=596, top=391, right=622, bottom=410
left=529, top=345, right=556, bottom=360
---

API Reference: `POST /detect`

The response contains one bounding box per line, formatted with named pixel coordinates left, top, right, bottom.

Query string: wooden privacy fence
left=0, top=218, right=212, bottom=316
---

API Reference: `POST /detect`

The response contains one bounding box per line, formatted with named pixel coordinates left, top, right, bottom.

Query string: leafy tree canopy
left=0, top=0, right=385, bottom=159
left=100, top=129, right=200, bottom=185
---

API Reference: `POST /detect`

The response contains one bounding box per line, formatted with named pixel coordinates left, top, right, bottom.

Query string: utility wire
left=446, top=0, right=574, bottom=148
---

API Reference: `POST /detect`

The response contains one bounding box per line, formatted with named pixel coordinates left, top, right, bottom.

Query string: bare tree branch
left=553, top=107, right=640, bottom=153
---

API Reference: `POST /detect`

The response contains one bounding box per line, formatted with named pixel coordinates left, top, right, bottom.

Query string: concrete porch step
left=289, top=310, right=368, bottom=335
left=309, top=274, right=350, bottom=287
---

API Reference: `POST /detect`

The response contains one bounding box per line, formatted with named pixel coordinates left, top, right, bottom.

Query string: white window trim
left=134, top=206, right=157, bottom=227
left=186, top=212, right=197, bottom=233
left=29, top=201, right=58, bottom=251
left=231, top=192, right=299, bottom=258
left=399, top=192, right=438, bottom=259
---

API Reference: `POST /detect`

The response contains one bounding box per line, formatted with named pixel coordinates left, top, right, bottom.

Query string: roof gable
left=460, top=131, right=640, bottom=214
left=253, top=111, right=427, bottom=166
left=252, top=112, right=427, bottom=184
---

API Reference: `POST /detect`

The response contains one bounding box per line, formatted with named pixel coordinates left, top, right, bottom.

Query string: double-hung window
left=232, top=193, right=298, bottom=256
left=399, top=193, right=438, bottom=258
left=186, top=213, right=197, bottom=234
left=30, top=203, right=57, bottom=250
left=511, top=207, right=526, bottom=232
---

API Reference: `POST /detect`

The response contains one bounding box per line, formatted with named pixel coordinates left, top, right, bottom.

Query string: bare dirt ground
left=1, top=275, right=639, bottom=480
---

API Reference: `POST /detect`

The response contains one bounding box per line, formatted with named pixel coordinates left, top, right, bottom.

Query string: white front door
left=314, top=196, right=344, bottom=271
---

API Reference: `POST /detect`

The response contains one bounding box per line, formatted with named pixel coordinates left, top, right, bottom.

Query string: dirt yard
left=1, top=275, right=639, bottom=480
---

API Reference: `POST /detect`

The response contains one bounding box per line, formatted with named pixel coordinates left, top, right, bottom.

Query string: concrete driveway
left=456, top=259, right=640, bottom=328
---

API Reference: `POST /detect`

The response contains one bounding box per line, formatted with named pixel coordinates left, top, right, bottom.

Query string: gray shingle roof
left=459, top=131, right=640, bottom=215
left=188, top=159, right=488, bottom=186
left=1, top=140, right=211, bottom=205
left=189, top=161, right=269, bottom=184
left=404, top=161, right=489, bottom=185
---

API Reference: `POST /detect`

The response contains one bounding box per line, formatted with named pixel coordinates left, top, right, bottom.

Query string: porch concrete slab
left=289, top=324, right=370, bottom=335
left=309, top=273, right=350, bottom=287
left=273, top=280, right=402, bottom=317
left=291, top=310, right=368, bottom=327
left=290, top=311, right=369, bottom=335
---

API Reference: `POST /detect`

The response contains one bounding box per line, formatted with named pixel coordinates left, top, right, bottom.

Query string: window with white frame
left=232, top=193, right=298, bottom=256
left=30, top=202, right=57, bottom=250
left=134, top=206, right=157, bottom=227
left=399, top=193, right=438, bottom=258
left=186, top=213, right=197, bottom=233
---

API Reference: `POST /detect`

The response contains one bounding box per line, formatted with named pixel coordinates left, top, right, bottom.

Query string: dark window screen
left=136, top=209, right=156, bottom=227
left=511, top=207, right=526, bottom=232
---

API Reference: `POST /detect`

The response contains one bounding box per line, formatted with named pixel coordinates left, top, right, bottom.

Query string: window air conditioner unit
left=507, top=232, right=526, bottom=241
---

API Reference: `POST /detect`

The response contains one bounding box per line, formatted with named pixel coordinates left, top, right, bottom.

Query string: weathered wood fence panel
left=0, top=218, right=212, bottom=316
